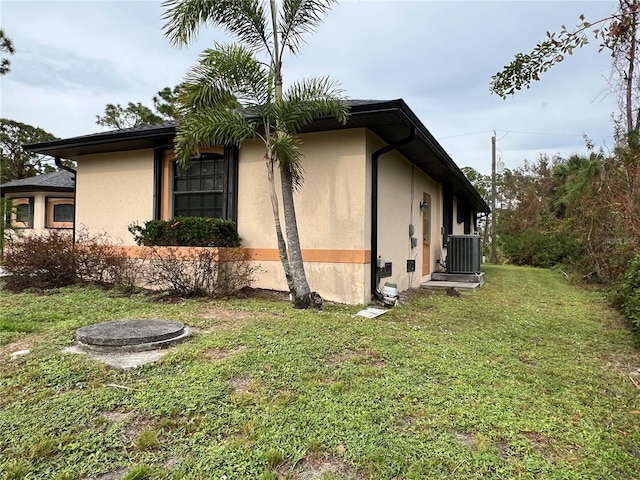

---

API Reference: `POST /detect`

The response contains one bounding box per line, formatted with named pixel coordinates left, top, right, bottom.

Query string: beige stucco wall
left=237, top=129, right=371, bottom=304
left=75, top=149, right=155, bottom=244
left=373, top=131, right=443, bottom=292
left=68, top=128, right=462, bottom=304
left=237, top=129, right=368, bottom=250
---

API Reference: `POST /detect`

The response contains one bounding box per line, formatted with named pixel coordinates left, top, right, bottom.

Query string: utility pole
left=491, top=133, right=497, bottom=264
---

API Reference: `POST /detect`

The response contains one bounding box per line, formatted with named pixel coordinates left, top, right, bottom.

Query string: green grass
left=1, top=265, right=639, bottom=479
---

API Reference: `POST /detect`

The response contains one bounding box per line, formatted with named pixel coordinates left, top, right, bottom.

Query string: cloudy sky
left=1, top=0, right=619, bottom=174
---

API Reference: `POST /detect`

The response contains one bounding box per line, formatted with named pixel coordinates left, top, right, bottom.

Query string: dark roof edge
left=23, top=124, right=177, bottom=155
left=22, top=99, right=488, bottom=212
left=361, top=99, right=490, bottom=213
left=21, top=100, right=399, bottom=155
left=1, top=186, right=74, bottom=195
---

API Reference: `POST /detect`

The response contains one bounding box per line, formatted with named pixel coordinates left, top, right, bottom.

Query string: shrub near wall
left=129, top=217, right=241, bottom=247
left=128, top=217, right=257, bottom=297
left=144, top=246, right=259, bottom=297
left=2, top=231, right=77, bottom=290
left=1, top=230, right=139, bottom=292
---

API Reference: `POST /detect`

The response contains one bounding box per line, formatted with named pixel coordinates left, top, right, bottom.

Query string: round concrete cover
left=76, top=319, right=185, bottom=348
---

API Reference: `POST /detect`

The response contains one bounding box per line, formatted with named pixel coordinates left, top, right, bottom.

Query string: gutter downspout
left=370, top=127, right=416, bottom=301
left=55, top=156, right=77, bottom=246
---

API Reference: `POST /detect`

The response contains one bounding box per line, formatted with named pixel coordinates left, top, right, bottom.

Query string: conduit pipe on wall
left=370, top=127, right=416, bottom=302
left=55, top=156, right=77, bottom=245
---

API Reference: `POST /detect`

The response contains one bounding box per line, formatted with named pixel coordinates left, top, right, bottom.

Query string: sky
left=0, top=0, right=621, bottom=175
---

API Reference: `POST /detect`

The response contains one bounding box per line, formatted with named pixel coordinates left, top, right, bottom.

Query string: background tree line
left=483, top=0, right=640, bottom=286
left=465, top=144, right=638, bottom=285
left=485, top=0, right=640, bottom=329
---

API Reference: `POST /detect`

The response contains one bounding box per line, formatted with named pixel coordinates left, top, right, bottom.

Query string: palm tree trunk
left=279, top=162, right=315, bottom=306
left=267, top=158, right=296, bottom=294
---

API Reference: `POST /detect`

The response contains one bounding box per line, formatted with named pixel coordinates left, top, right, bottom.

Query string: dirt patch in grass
left=599, top=351, right=640, bottom=373
left=398, top=287, right=440, bottom=301
left=327, top=349, right=385, bottom=368
left=203, top=345, right=248, bottom=361
left=280, top=454, right=364, bottom=480
left=196, top=308, right=283, bottom=332
left=0, top=333, right=47, bottom=359
left=523, top=431, right=579, bottom=464
left=111, top=414, right=157, bottom=444
left=599, top=353, right=640, bottom=389
left=101, top=411, right=132, bottom=423
left=448, top=428, right=476, bottom=448
left=90, top=468, right=127, bottom=480
left=517, top=352, right=539, bottom=366
left=396, top=414, right=418, bottom=430
left=230, top=376, right=256, bottom=394
left=236, top=287, right=290, bottom=302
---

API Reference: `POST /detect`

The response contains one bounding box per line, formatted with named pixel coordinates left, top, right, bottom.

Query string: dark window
left=53, top=203, right=74, bottom=222
left=13, top=199, right=34, bottom=228
left=15, top=203, right=30, bottom=224
left=174, top=153, right=225, bottom=218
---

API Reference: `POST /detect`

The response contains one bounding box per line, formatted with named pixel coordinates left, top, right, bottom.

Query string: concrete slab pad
left=421, top=281, right=480, bottom=291
left=63, top=345, right=167, bottom=370
left=355, top=307, right=388, bottom=319
left=431, top=272, right=485, bottom=285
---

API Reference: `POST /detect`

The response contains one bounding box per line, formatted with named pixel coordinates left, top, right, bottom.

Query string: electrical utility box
left=447, top=235, right=481, bottom=274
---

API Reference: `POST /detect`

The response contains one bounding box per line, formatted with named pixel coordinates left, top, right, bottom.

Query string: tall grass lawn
left=1, top=265, right=638, bottom=479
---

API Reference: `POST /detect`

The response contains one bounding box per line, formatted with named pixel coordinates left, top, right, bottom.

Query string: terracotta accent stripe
left=110, top=246, right=371, bottom=264
left=245, top=248, right=370, bottom=264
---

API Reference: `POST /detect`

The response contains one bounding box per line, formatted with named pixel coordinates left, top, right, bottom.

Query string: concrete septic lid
left=76, top=319, right=190, bottom=352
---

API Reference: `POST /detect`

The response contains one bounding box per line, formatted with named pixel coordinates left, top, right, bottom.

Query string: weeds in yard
left=0, top=265, right=639, bottom=479
left=134, top=428, right=162, bottom=451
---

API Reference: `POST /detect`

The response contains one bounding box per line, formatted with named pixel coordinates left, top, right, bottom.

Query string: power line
left=441, top=129, right=612, bottom=140
left=495, top=129, right=612, bottom=138
left=440, top=130, right=493, bottom=139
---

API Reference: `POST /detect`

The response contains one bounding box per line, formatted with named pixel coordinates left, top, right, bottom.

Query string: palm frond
left=279, top=0, right=336, bottom=56
left=271, top=131, right=305, bottom=190
left=174, top=109, right=257, bottom=167
left=279, top=76, right=349, bottom=132
left=181, top=44, right=272, bottom=110
left=162, top=0, right=272, bottom=54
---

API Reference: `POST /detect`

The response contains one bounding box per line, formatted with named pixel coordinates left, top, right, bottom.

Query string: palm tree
left=162, top=0, right=348, bottom=308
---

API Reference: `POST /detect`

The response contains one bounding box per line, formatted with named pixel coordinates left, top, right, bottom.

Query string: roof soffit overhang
left=313, top=100, right=490, bottom=213
left=0, top=186, right=74, bottom=196
left=23, top=100, right=489, bottom=213
left=23, top=125, right=176, bottom=159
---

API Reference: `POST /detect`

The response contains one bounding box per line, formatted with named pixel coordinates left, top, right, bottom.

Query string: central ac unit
left=447, top=235, right=481, bottom=274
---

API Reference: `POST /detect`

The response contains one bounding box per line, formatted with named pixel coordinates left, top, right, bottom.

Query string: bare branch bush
left=75, top=230, right=142, bottom=290
left=143, top=246, right=261, bottom=297
left=2, top=230, right=76, bottom=291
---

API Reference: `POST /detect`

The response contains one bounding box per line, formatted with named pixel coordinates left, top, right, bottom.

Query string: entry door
left=422, top=193, right=431, bottom=275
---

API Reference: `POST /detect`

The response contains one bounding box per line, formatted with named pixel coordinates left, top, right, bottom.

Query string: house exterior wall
left=4, top=191, right=74, bottom=234
left=69, top=128, right=451, bottom=304
left=236, top=129, right=371, bottom=304
left=372, top=131, right=443, bottom=292
left=75, top=149, right=155, bottom=244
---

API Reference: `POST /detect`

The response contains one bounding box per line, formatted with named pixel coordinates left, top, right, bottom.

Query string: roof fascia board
left=23, top=126, right=176, bottom=155
left=21, top=99, right=488, bottom=211
left=375, top=101, right=490, bottom=212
